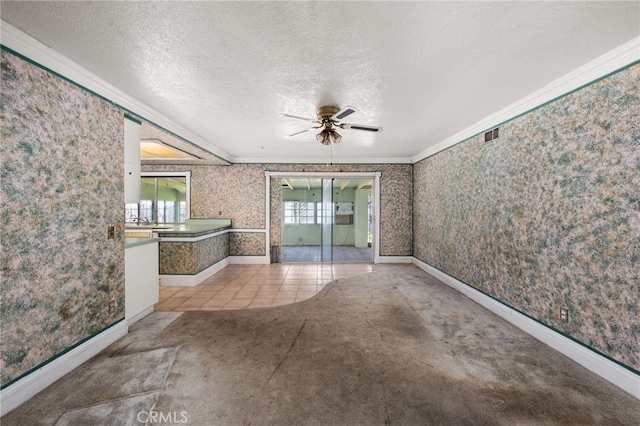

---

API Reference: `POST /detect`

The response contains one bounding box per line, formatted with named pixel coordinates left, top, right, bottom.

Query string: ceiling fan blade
left=340, top=123, right=383, bottom=133
left=331, top=106, right=358, bottom=121
left=286, top=128, right=313, bottom=137
left=280, top=113, right=318, bottom=123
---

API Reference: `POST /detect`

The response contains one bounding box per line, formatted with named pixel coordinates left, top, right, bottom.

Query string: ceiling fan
left=281, top=105, right=382, bottom=145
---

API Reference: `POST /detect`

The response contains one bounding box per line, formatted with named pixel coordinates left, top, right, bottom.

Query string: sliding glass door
left=321, top=178, right=333, bottom=262
left=281, top=177, right=373, bottom=263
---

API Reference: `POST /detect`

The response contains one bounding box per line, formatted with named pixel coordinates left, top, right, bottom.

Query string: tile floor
left=155, top=263, right=376, bottom=311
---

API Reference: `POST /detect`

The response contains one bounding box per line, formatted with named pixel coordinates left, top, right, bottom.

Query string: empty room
left=1, top=1, right=639, bottom=425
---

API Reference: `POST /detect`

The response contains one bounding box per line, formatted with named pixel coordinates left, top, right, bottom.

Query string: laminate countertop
left=153, top=223, right=232, bottom=238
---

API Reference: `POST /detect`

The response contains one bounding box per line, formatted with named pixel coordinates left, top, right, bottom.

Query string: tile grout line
left=156, top=264, right=375, bottom=312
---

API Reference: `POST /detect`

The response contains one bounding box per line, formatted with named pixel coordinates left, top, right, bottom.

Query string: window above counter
left=125, top=171, right=191, bottom=225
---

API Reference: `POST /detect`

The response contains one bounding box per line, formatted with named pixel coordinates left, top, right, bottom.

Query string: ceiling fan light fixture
left=321, top=129, right=332, bottom=145
left=284, top=105, right=381, bottom=145
left=316, top=127, right=342, bottom=145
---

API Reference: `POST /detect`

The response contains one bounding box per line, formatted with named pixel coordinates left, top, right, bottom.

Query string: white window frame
left=133, top=171, right=191, bottom=223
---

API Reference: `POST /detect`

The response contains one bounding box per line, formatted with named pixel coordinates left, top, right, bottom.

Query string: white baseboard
left=376, top=256, right=414, bottom=264
left=159, top=258, right=230, bottom=287
left=412, top=258, right=640, bottom=399
left=126, top=306, right=154, bottom=326
left=223, top=255, right=411, bottom=265
left=0, top=320, right=128, bottom=416
left=228, top=255, right=270, bottom=264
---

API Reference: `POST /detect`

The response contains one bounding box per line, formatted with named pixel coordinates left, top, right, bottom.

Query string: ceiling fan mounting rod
left=317, top=105, right=340, bottom=121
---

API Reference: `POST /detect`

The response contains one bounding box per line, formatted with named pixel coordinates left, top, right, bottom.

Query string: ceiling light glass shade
left=316, top=127, right=342, bottom=145
left=317, top=129, right=330, bottom=145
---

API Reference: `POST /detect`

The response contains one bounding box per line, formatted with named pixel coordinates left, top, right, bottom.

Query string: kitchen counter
left=123, top=219, right=232, bottom=286
left=125, top=219, right=232, bottom=239
left=154, top=223, right=231, bottom=238
left=152, top=219, right=232, bottom=285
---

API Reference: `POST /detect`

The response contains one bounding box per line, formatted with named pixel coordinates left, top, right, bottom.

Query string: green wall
left=1, top=49, right=125, bottom=386
left=413, top=63, right=640, bottom=372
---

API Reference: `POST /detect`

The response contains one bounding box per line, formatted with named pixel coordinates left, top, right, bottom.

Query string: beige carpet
left=3, top=265, right=639, bottom=425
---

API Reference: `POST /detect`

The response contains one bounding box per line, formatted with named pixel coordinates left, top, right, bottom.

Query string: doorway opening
left=280, top=177, right=374, bottom=263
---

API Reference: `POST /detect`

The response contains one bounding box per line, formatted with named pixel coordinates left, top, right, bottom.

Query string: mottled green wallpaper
left=145, top=163, right=413, bottom=257
left=1, top=50, right=125, bottom=386
left=413, top=63, right=640, bottom=371
left=159, top=234, right=230, bottom=275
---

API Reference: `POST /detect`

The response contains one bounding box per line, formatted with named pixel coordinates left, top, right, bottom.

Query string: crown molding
left=412, top=35, right=640, bottom=164
left=234, top=156, right=413, bottom=164
left=0, top=20, right=233, bottom=163
left=5, top=19, right=636, bottom=168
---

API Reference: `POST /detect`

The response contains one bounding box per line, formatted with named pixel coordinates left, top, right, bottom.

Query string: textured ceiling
left=1, top=1, right=639, bottom=163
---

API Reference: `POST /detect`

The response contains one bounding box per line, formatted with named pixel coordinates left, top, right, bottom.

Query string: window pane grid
left=284, top=201, right=320, bottom=224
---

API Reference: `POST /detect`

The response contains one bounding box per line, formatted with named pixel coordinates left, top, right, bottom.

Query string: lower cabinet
left=125, top=240, right=159, bottom=323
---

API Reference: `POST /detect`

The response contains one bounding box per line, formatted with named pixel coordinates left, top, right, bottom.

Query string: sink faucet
left=130, top=215, right=150, bottom=225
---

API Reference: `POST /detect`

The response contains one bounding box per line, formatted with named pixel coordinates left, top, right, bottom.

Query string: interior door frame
left=265, top=171, right=381, bottom=264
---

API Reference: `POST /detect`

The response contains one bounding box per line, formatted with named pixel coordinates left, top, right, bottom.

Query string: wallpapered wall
left=144, top=163, right=413, bottom=257
left=159, top=234, right=229, bottom=274
left=413, top=63, right=640, bottom=371
left=1, top=50, right=125, bottom=386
